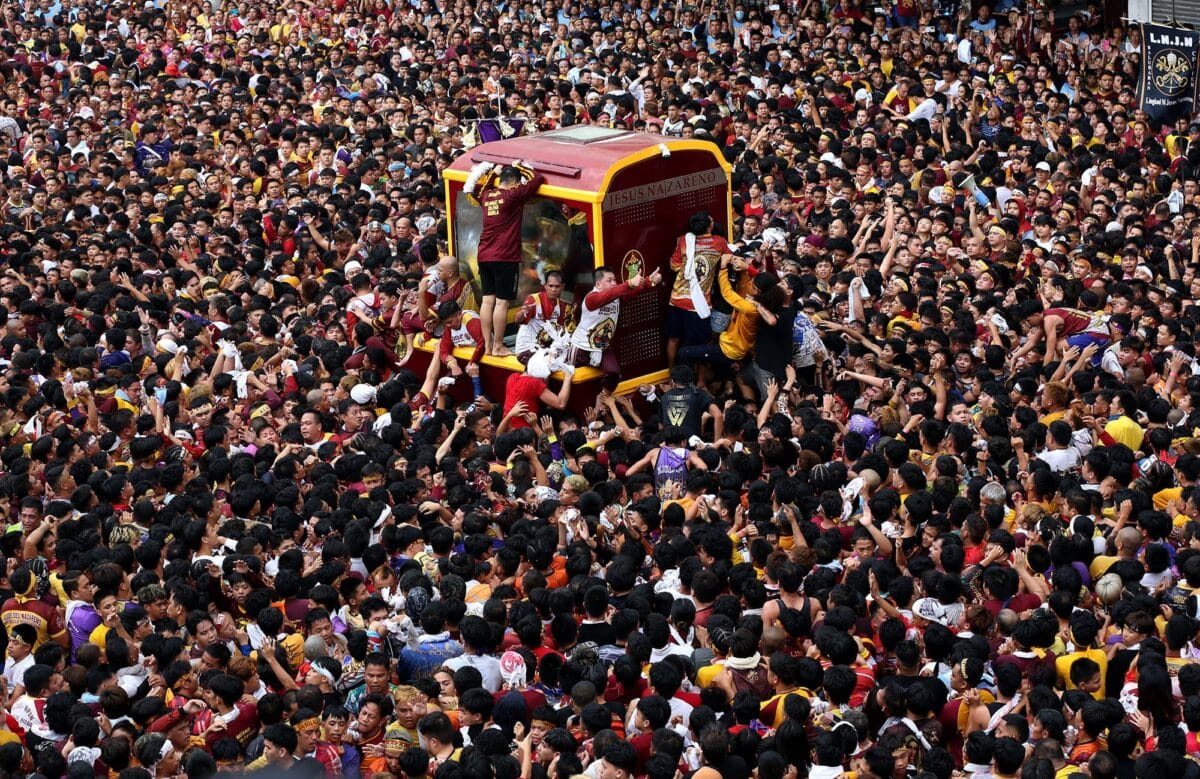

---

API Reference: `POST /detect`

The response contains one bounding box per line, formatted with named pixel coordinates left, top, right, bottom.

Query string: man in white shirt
left=515, top=271, right=571, bottom=362
left=1100, top=337, right=1141, bottom=380
left=935, top=64, right=963, bottom=99
left=11, top=664, right=61, bottom=740
left=442, top=616, right=502, bottom=692
left=3, top=625, right=36, bottom=698
left=1036, top=421, right=1082, bottom=473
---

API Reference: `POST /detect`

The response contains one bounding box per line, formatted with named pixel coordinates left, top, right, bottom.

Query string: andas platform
left=409, top=127, right=732, bottom=414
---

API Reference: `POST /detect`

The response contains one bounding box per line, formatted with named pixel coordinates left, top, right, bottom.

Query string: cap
left=913, top=597, right=949, bottom=626
left=1036, top=161, right=1051, bottom=172
left=343, top=260, right=364, bottom=276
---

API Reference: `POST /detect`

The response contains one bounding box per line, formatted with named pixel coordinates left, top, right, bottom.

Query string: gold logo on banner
left=1153, top=49, right=1192, bottom=96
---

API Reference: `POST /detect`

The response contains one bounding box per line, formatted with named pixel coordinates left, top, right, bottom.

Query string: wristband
left=547, top=435, right=558, bottom=443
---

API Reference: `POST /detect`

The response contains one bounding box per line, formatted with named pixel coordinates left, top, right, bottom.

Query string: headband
left=312, top=665, right=336, bottom=685
left=294, top=717, right=321, bottom=732
left=159, top=741, right=174, bottom=764
left=394, top=685, right=422, bottom=704
left=831, top=720, right=857, bottom=738
left=384, top=739, right=413, bottom=757
left=13, top=574, right=37, bottom=605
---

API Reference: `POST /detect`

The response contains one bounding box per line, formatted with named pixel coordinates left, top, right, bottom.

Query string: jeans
left=678, top=342, right=735, bottom=372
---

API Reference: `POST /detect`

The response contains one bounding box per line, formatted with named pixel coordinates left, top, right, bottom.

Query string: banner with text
left=1139, top=23, right=1199, bottom=126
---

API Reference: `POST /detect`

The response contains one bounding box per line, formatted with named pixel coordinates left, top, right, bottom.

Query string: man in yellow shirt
left=1089, top=527, right=1142, bottom=580
left=695, top=616, right=733, bottom=690
left=1054, top=611, right=1108, bottom=697
left=1102, top=391, right=1144, bottom=451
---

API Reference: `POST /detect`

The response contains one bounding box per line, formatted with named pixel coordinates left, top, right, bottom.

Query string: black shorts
left=479, top=261, right=520, bottom=301
left=665, top=306, right=712, bottom=346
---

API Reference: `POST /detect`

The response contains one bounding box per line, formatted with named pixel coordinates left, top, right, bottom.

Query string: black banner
left=1138, top=23, right=1199, bottom=127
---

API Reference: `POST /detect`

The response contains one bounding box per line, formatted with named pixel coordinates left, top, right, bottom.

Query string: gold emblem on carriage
left=622, top=250, right=645, bottom=282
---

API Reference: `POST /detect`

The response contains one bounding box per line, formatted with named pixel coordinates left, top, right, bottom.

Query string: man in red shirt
left=202, top=673, right=260, bottom=750
left=466, top=160, right=545, bottom=357
left=502, top=350, right=572, bottom=430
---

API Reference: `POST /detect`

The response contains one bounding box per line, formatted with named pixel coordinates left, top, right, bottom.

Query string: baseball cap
left=913, top=598, right=949, bottom=625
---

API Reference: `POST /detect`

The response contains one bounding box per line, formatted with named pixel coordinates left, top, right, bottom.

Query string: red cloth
left=491, top=688, right=548, bottom=712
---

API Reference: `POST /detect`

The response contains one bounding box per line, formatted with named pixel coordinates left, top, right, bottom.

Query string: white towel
left=683, top=233, right=711, bottom=318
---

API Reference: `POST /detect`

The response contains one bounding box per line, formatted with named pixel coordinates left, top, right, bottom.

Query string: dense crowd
left=0, top=0, right=1198, bottom=779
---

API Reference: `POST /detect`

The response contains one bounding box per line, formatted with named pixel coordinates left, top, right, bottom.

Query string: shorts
left=710, top=310, right=731, bottom=334
left=479, top=261, right=520, bottom=301
left=665, top=306, right=712, bottom=347
left=1066, top=332, right=1109, bottom=365
left=400, top=310, right=426, bottom=335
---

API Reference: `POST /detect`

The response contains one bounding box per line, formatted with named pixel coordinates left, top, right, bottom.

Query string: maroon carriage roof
left=444, top=127, right=723, bottom=195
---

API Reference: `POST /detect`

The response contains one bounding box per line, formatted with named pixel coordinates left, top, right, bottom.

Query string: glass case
left=453, top=196, right=594, bottom=310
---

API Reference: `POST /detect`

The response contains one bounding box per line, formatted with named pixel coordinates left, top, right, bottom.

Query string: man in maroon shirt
left=467, top=160, right=545, bottom=357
